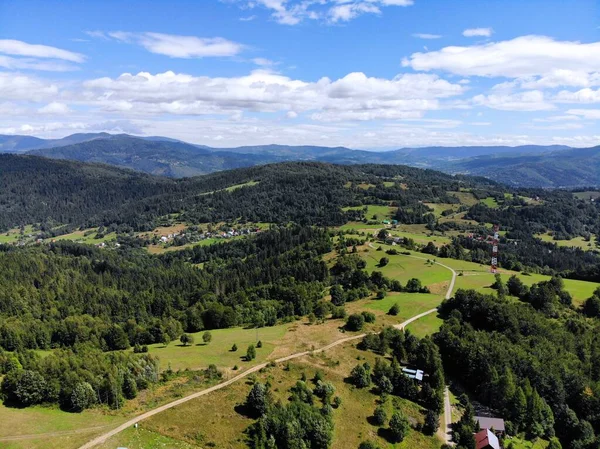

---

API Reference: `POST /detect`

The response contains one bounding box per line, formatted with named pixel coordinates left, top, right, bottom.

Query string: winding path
left=77, top=240, right=457, bottom=449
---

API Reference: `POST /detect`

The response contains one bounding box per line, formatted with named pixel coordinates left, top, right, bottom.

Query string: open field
left=573, top=191, right=600, bottom=200
left=448, top=191, right=479, bottom=206
left=50, top=229, right=116, bottom=245
left=342, top=204, right=397, bottom=221
left=423, top=203, right=461, bottom=217
left=0, top=225, right=36, bottom=244
left=481, top=197, right=500, bottom=208
left=146, top=325, right=289, bottom=372
left=535, top=232, right=596, bottom=250
left=360, top=245, right=451, bottom=288
left=0, top=405, right=125, bottom=449
left=102, top=342, right=443, bottom=449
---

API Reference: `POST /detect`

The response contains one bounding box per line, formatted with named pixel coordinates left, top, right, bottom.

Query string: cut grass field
left=50, top=229, right=116, bottom=245
left=360, top=245, right=451, bottom=288
left=342, top=204, right=397, bottom=221
left=146, top=325, right=290, bottom=372
left=535, top=232, right=596, bottom=250
left=0, top=405, right=125, bottom=449
left=102, top=342, right=443, bottom=449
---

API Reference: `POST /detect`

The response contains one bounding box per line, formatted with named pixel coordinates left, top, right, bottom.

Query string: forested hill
left=0, top=154, right=495, bottom=232
left=28, top=135, right=277, bottom=178
left=453, top=145, right=600, bottom=188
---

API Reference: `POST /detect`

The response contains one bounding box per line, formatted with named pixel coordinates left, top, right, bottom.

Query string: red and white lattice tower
left=490, top=224, right=499, bottom=273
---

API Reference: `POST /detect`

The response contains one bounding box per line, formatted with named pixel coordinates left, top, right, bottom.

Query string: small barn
left=475, top=429, right=500, bottom=449
left=476, top=416, right=506, bottom=433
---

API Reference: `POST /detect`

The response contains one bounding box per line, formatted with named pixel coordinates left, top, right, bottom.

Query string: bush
left=202, top=331, right=212, bottom=344
left=256, top=340, right=263, bottom=348
left=332, top=396, right=342, bottom=408
left=361, top=311, right=376, bottom=323
left=379, top=257, right=389, bottom=267
left=373, top=405, right=387, bottom=426
left=246, top=344, right=256, bottom=361
left=346, top=313, right=365, bottom=331
left=388, top=303, right=400, bottom=316
left=231, top=343, right=238, bottom=352
left=389, top=411, right=410, bottom=442
left=180, top=333, right=194, bottom=346
left=350, top=363, right=371, bottom=388
left=331, top=306, right=347, bottom=319
left=359, top=441, right=380, bottom=449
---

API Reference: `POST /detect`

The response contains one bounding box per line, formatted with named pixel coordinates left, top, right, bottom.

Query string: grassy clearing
left=0, top=404, right=125, bottom=449
left=573, top=191, right=600, bottom=200
left=225, top=180, right=260, bottom=192
left=405, top=312, right=444, bottom=338
left=113, top=342, right=442, bottom=449
left=448, top=191, right=479, bottom=206
left=360, top=245, right=451, bottom=287
left=50, top=229, right=116, bottom=245
left=0, top=225, right=36, bottom=244
left=342, top=204, right=397, bottom=221
left=423, top=203, right=461, bottom=218
left=505, top=436, right=549, bottom=449
left=535, top=232, right=595, bottom=250
left=383, top=181, right=395, bottom=187
left=147, top=325, right=290, bottom=372
left=481, top=197, right=500, bottom=208
left=388, top=229, right=453, bottom=247
left=98, top=427, right=197, bottom=449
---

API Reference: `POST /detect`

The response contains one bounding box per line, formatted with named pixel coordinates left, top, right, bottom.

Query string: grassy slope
left=102, top=343, right=442, bottom=449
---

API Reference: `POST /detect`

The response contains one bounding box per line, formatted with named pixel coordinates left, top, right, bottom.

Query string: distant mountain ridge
left=0, top=131, right=597, bottom=186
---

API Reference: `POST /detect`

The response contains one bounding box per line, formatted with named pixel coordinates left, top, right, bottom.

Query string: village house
left=475, top=428, right=500, bottom=449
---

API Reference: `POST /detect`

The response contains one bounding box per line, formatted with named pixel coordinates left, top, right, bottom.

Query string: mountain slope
left=29, top=135, right=277, bottom=177
left=454, top=146, right=600, bottom=187
left=0, top=155, right=496, bottom=231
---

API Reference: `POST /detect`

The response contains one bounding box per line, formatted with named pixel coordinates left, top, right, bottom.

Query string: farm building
left=475, top=428, right=500, bottom=449
left=402, top=368, right=424, bottom=381
left=476, top=416, right=505, bottom=433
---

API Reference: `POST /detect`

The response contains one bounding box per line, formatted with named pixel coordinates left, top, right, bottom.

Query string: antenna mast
left=490, top=224, right=499, bottom=273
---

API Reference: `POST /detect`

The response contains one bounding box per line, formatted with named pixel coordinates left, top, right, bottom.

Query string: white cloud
left=106, top=32, right=244, bottom=58
left=233, top=0, right=413, bottom=25
left=472, top=90, right=555, bottom=111
left=0, top=39, right=84, bottom=62
left=239, top=15, right=257, bottom=21
left=82, top=70, right=464, bottom=119
left=0, top=55, right=78, bottom=72
left=462, top=28, right=493, bottom=37
left=567, top=109, right=600, bottom=120
left=38, top=102, right=71, bottom=115
left=252, top=57, right=276, bottom=66
left=412, top=33, right=442, bottom=39
left=555, top=88, right=600, bottom=103
left=403, top=36, right=600, bottom=79
left=0, top=72, right=59, bottom=101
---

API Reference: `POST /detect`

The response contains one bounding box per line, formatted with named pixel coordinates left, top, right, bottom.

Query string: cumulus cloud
left=555, top=88, right=600, bottom=103
left=0, top=72, right=59, bottom=101
left=472, top=90, right=555, bottom=111
left=105, top=32, right=245, bottom=58
left=462, top=28, right=493, bottom=37
left=403, top=36, right=600, bottom=79
left=82, top=70, right=464, bottom=119
left=38, top=102, right=71, bottom=115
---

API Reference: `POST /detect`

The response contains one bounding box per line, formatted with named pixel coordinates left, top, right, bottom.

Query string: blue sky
left=0, top=0, right=599, bottom=148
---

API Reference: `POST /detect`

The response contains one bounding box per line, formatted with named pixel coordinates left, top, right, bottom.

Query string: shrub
left=346, top=313, right=365, bottom=331
left=388, top=303, right=400, bottom=316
